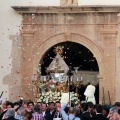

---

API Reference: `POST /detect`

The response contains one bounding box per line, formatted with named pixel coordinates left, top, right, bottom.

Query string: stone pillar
left=21, top=14, right=38, bottom=101
left=101, top=29, right=117, bottom=104
left=115, top=14, right=120, bottom=101
left=98, top=75, right=104, bottom=104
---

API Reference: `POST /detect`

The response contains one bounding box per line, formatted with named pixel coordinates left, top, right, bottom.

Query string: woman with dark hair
left=24, top=112, right=32, bottom=120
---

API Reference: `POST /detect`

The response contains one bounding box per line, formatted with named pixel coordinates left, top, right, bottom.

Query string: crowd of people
left=0, top=98, right=120, bottom=120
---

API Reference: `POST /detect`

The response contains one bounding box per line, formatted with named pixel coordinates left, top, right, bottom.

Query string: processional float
left=35, top=46, right=80, bottom=105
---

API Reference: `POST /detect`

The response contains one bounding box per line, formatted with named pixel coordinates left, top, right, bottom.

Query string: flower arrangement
left=37, top=91, right=80, bottom=105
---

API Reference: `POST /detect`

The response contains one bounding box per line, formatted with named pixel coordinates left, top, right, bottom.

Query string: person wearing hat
left=5, top=108, right=18, bottom=120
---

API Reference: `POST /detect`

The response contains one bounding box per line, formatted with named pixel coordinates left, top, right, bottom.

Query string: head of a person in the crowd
left=87, top=102, right=94, bottom=112
left=102, top=105, right=110, bottom=118
left=95, top=104, right=102, bottom=113
left=81, top=102, right=88, bottom=112
left=90, top=108, right=96, bottom=117
left=2, top=101, right=9, bottom=110
left=64, top=107, right=69, bottom=114
left=111, top=107, right=118, bottom=120
left=34, top=106, right=41, bottom=114
left=107, top=107, right=116, bottom=119
left=17, top=107, right=26, bottom=116
left=23, top=102, right=29, bottom=112
left=24, top=112, right=32, bottom=120
left=55, top=101, right=61, bottom=112
left=114, top=102, right=120, bottom=110
left=69, top=107, right=74, bottom=114
left=6, top=108, right=15, bottom=118
left=6, top=102, right=13, bottom=109
left=41, top=103, right=47, bottom=112
left=13, top=102, right=19, bottom=111
left=28, top=101, right=34, bottom=111
left=49, top=102, right=55, bottom=111
left=36, top=102, right=41, bottom=108
left=74, top=107, right=80, bottom=117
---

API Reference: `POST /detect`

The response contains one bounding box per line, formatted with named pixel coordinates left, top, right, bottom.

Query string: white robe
left=60, top=93, right=69, bottom=106
left=84, top=84, right=96, bottom=105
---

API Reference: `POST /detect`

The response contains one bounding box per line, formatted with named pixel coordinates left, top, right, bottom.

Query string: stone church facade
left=8, top=1, right=120, bottom=104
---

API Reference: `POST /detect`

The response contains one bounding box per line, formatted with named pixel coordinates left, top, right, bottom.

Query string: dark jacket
left=81, top=111, right=91, bottom=120
left=44, top=110, right=56, bottom=120
left=5, top=116, right=18, bottom=120
left=0, top=110, right=7, bottom=120
left=92, top=114, right=108, bottom=120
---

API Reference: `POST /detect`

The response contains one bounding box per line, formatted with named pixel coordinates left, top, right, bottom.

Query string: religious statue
left=35, top=46, right=80, bottom=104
left=56, top=82, right=64, bottom=92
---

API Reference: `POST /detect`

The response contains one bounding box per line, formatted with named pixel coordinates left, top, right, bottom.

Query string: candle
left=44, top=76, right=46, bottom=81
left=71, top=76, right=73, bottom=82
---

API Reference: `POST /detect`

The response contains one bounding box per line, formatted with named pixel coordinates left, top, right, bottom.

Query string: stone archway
left=33, top=33, right=104, bottom=103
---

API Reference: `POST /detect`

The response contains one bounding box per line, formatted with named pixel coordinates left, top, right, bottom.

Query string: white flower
left=74, top=97, right=78, bottom=100
left=75, top=101, right=78, bottom=104
left=46, top=100, right=48, bottom=103
left=37, top=99, right=41, bottom=102
left=75, top=93, right=77, bottom=96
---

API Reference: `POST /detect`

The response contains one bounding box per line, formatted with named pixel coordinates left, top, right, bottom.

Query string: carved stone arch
left=33, top=33, right=104, bottom=103
left=33, top=33, right=103, bottom=75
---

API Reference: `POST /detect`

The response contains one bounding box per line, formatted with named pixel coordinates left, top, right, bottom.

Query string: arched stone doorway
left=33, top=33, right=104, bottom=103
left=38, top=41, right=99, bottom=103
